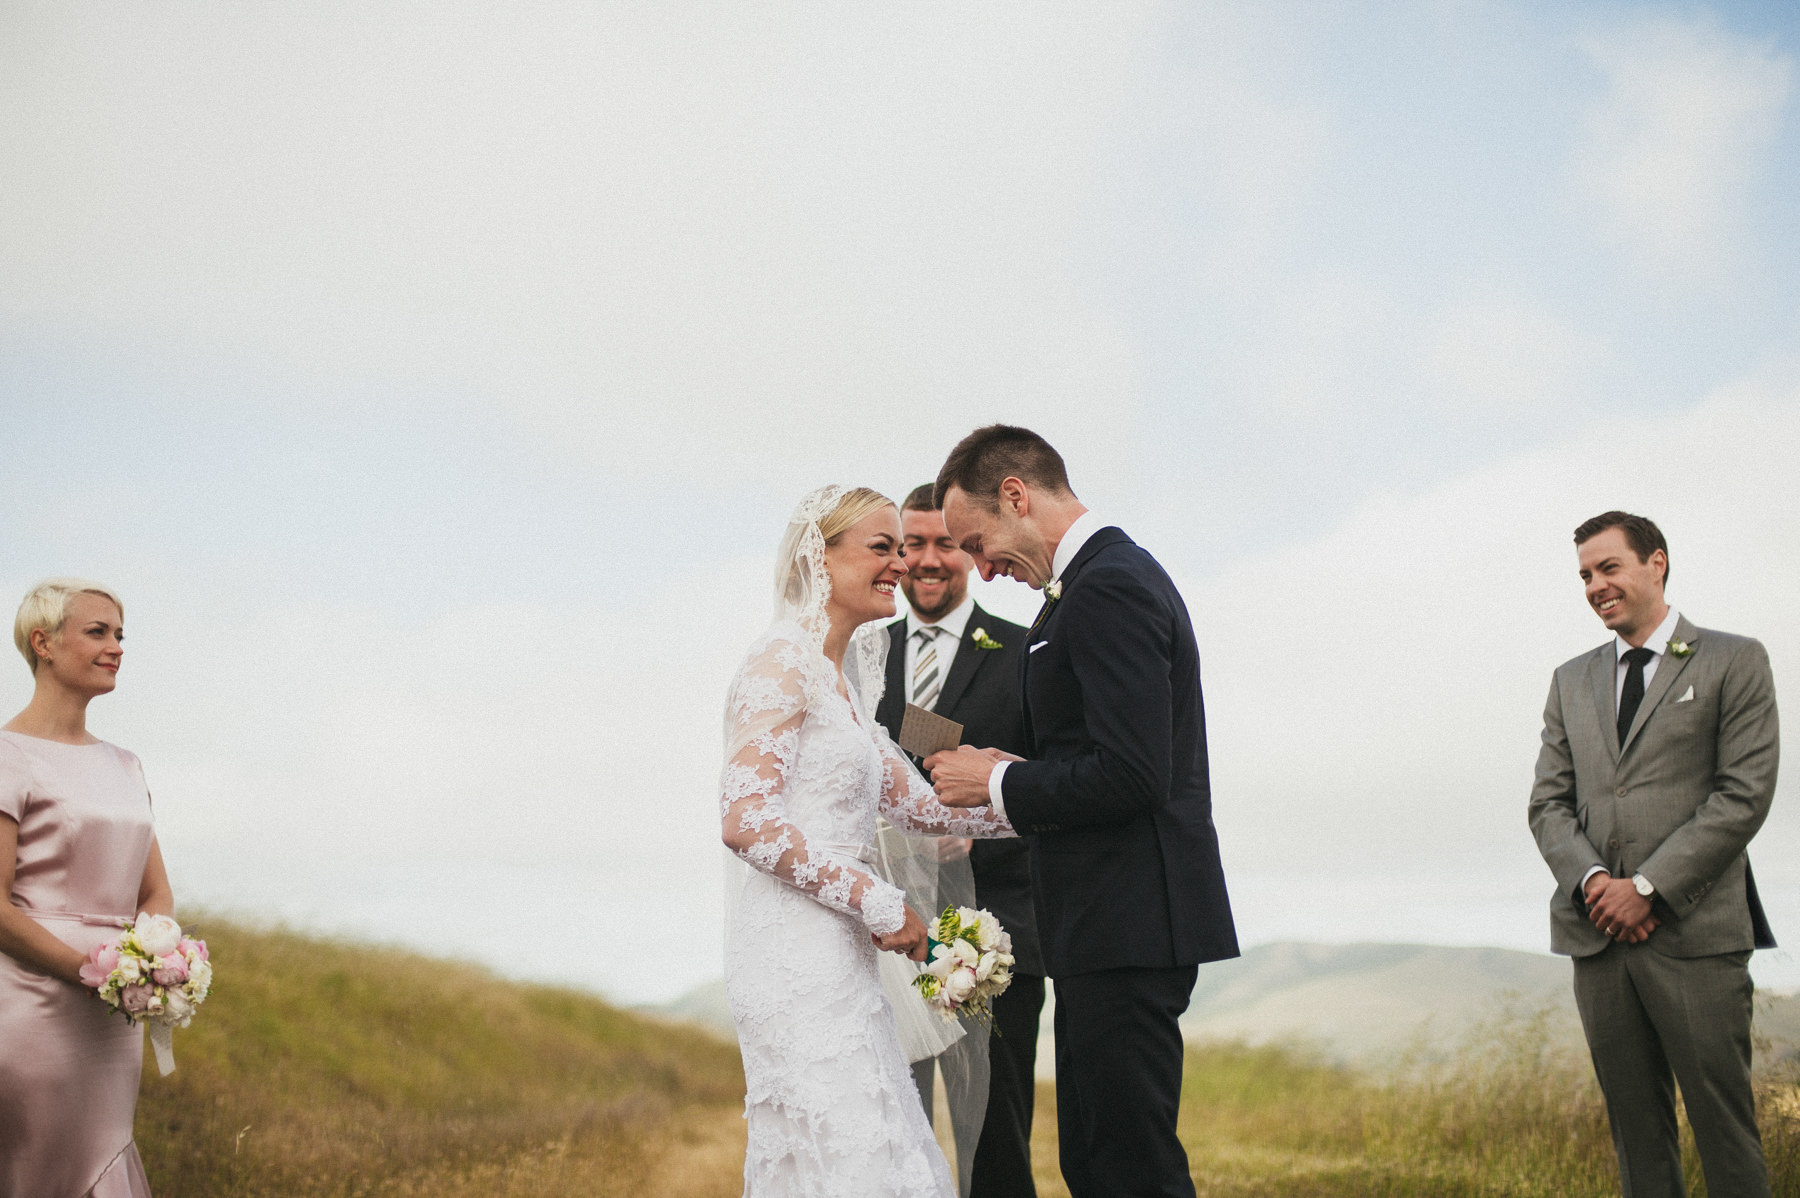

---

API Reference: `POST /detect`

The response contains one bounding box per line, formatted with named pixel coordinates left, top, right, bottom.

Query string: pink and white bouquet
left=80, top=913, right=212, bottom=1075
left=912, top=905, right=1014, bottom=1027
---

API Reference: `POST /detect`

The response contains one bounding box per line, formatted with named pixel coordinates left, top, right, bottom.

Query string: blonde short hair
left=819, top=488, right=895, bottom=546
left=14, top=578, right=125, bottom=675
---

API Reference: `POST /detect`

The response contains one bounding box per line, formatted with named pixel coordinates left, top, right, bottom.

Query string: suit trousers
left=1572, top=944, right=1769, bottom=1198
left=970, top=971, right=1045, bottom=1198
left=1054, top=964, right=1198, bottom=1198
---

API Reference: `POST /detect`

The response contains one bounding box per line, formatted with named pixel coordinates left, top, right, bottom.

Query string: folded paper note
left=899, top=703, right=964, bottom=758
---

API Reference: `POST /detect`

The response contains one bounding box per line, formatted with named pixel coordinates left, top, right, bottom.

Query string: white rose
left=945, top=968, right=977, bottom=1003
left=135, top=914, right=182, bottom=958
left=163, top=988, right=195, bottom=1025
left=118, top=956, right=143, bottom=983
left=975, top=912, right=1002, bottom=951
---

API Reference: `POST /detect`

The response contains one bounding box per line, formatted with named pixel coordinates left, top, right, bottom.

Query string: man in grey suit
left=1530, top=510, right=1779, bottom=1198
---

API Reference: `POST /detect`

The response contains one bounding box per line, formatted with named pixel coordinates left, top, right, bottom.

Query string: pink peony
left=178, top=937, right=208, bottom=963
left=119, top=984, right=155, bottom=1014
left=79, top=941, right=121, bottom=989
left=151, top=953, right=189, bottom=986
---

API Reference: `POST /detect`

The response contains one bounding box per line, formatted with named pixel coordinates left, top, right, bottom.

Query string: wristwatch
left=1632, top=873, right=1655, bottom=898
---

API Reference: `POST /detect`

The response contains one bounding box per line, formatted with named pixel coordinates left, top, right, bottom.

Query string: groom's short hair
left=1574, top=510, right=1670, bottom=585
left=934, top=424, right=1074, bottom=511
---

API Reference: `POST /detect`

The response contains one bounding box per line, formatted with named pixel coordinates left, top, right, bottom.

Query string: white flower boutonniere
left=1044, top=579, right=1063, bottom=602
left=1668, top=638, right=1694, bottom=658
left=971, top=627, right=1003, bottom=650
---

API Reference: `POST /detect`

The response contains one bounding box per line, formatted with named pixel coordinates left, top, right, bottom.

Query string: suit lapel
left=876, top=619, right=907, bottom=731
left=1020, top=528, right=1128, bottom=740
left=1620, top=617, right=1700, bottom=756
left=933, top=603, right=990, bottom=717
left=1589, top=645, right=1620, bottom=763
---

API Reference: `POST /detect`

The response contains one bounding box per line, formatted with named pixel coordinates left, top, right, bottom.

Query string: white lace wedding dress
left=722, top=620, right=1014, bottom=1197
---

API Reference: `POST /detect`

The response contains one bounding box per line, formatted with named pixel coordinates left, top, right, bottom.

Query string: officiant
left=878, top=483, right=1044, bottom=1198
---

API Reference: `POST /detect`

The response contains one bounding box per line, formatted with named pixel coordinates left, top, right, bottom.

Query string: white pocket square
left=1029, top=640, right=1049, bottom=654
left=1675, top=685, right=1695, bottom=703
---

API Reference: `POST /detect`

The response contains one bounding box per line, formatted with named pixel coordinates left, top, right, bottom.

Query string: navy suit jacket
left=876, top=603, right=1043, bottom=976
left=1001, top=526, right=1239, bottom=978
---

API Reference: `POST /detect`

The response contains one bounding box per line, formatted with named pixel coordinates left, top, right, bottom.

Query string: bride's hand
left=872, top=906, right=931, bottom=962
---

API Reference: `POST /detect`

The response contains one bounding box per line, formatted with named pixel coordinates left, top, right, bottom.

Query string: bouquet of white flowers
left=912, top=905, right=1014, bottom=1027
left=79, top=912, right=212, bottom=1075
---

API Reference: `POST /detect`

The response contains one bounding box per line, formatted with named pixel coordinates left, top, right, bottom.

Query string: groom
left=926, top=424, right=1238, bottom=1198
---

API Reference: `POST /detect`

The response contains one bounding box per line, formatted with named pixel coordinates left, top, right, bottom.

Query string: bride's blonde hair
left=818, top=487, right=895, bottom=545
left=14, top=578, right=125, bottom=675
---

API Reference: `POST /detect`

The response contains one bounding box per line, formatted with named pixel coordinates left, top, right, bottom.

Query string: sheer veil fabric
left=719, top=484, right=998, bottom=1197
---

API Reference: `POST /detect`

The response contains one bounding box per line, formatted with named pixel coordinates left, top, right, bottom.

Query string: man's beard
left=902, top=574, right=966, bottom=620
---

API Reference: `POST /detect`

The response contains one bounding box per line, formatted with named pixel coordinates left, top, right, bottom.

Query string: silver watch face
left=1633, top=874, right=1654, bottom=897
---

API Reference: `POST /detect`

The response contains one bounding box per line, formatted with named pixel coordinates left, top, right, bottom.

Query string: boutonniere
left=971, top=627, right=1004, bottom=650
left=1044, top=579, right=1063, bottom=602
left=1668, top=638, right=1694, bottom=658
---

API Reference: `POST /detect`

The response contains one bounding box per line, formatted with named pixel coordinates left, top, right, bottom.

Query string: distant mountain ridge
left=653, top=940, right=1800, bottom=1070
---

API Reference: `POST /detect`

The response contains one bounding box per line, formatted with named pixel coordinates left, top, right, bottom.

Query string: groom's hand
left=873, top=905, right=931, bottom=961
left=925, top=745, right=998, bottom=808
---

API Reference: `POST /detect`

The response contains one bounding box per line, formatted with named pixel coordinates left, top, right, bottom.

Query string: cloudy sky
left=3, top=1, right=1798, bottom=1003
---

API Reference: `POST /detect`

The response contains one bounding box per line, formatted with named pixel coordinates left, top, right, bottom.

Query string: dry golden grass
left=134, top=922, right=1800, bottom=1196
left=1027, top=1024, right=1800, bottom=1198
left=135, top=919, right=744, bottom=1196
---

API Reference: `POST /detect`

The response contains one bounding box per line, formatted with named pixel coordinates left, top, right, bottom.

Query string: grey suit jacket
left=1529, top=615, right=1779, bottom=958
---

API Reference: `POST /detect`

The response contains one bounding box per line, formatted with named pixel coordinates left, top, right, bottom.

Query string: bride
left=721, top=485, right=1018, bottom=1197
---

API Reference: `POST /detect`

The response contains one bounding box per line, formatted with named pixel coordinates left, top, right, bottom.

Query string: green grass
left=132, top=922, right=1800, bottom=1196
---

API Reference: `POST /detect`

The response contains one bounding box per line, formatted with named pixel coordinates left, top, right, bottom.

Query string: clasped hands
left=1585, top=872, right=1659, bottom=944
left=921, top=745, right=1022, bottom=808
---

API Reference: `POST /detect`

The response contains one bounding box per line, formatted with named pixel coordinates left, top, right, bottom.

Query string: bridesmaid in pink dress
left=0, top=579, right=173, bottom=1198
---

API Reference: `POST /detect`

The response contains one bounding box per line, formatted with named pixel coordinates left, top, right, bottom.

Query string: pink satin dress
left=0, top=731, right=155, bottom=1198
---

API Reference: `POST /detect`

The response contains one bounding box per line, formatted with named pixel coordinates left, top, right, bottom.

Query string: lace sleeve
left=721, top=635, right=908, bottom=935
left=874, top=733, right=1016, bottom=840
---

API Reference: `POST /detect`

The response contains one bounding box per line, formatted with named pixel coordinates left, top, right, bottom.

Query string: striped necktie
left=911, top=625, right=943, bottom=710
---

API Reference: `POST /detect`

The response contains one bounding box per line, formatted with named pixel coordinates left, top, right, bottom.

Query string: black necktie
left=1617, top=647, right=1655, bottom=746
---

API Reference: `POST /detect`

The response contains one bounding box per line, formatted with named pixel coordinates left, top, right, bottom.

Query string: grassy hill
left=1183, top=942, right=1800, bottom=1070
left=1180, top=941, right=1581, bottom=1064
left=665, top=940, right=1800, bottom=1071
left=132, top=924, right=1800, bottom=1197
left=135, top=920, right=746, bottom=1196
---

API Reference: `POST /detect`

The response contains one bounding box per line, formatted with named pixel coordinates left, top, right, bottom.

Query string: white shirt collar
left=1616, top=607, right=1681, bottom=660
left=1051, top=510, right=1105, bottom=583
left=907, top=595, right=975, bottom=641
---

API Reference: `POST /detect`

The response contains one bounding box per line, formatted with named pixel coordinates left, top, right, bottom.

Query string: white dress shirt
left=902, top=596, right=975, bottom=709
left=1582, top=607, right=1682, bottom=895
left=1614, top=607, right=1682, bottom=706
left=987, top=510, right=1105, bottom=817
